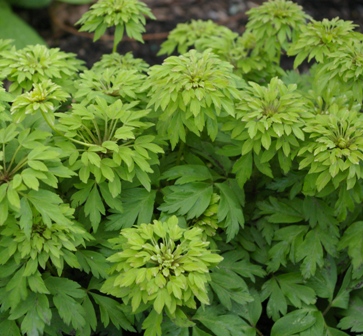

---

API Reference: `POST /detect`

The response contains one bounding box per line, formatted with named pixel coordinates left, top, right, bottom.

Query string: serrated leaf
left=261, top=273, right=316, bottom=321
left=194, top=305, right=251, bottom=336
left=90, top=292, right=135, bottom=331
left=84, top=183, right=105, bottom=231
left=106, top=188, right=156, bottom=230
left=75, top=250, right=108, bottom=278
left=45, top=277, right=86, bottom=330
left=338, top=295, right=363, bottom=333
left=161, top=165, right=212, bottom=184
left=159, top=182, right=213, bottom=219
left=271, top=308, right=316, bottom=336
left=27, top=189, right=71, bottom=226
left=215, top=181, right=245, bottom=242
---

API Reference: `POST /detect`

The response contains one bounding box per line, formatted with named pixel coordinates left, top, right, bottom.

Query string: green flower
left=147, top=49, right=241, bottom=148
left=298, top=106, right=363, bottom=191
left=0, top=44, right=84, bottom=94
left=246, top=0, right=310, bottom=59
left=101, top=216, right=223, bottom=325
left=288, top=18, right=359, bottom=67
left=11, top=80, right=69, bottom=124
left=77, top=0, right=155, bottom=51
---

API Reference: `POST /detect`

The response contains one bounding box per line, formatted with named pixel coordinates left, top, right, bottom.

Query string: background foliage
left=1, top=0, right=363, bottom=335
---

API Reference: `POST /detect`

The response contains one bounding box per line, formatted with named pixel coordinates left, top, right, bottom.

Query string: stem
left=81, top=124, right=99, bottom=144
left=2, top=143, right=6, bottom=172
left=39, top=110, right=99, bottom=148
left=6, top=144, right=23, bottom=175
left=176, top=141, right=185, bottom=166
left=109, top=119, right=119, bottom=141
left=92, top=118, right=103, bottom=144
left=322, top=302, right=332, bottom=316
left=9, top=157, right=29, bottom=176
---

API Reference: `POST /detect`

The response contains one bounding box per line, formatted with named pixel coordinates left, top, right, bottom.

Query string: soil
left=13, top=0, right=363, bottom=68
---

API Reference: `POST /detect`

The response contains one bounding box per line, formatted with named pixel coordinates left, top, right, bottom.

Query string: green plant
left=2, top=0, right=363, bottom=335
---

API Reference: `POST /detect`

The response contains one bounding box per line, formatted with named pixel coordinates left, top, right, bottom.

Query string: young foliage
left=2, top=0, right=363, bottom=334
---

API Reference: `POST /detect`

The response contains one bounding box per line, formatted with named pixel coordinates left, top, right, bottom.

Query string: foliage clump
left=1, top=0, right=363, bottom=335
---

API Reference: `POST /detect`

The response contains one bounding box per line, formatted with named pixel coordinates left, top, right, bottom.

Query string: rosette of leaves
left=76, top=0, right=155, bottom=52
left=147, top=49, right=241, bottom=148
left=0, top=122, right=76, bottom=230
left=10, top=79, right=69, bottom=124
left=101, top=216, right=223, bottom=336
left=91, top=51, right=149, bottom=74
left=316, top=40, right=363, bottom=102
left=0, top=44, right=85, bottom=94
left=245, top=0, right=310, bottom=60
left=298, top=106, right=363, bottom=193
left=73, top=68, right=148, bottom=106
left=195, top=30, right=284, bottom=83
left=158, top=19, right=233, bottom=56
left=223, top=77, right=307, bottom=186
left=0, top=206, right=92, bottom=278
left=55, top=97, right=163, bottom=230
left=288, top=18, right=359, bottom=68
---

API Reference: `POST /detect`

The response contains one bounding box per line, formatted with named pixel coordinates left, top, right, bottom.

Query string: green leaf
left=27, top=189, right=71, bottom=226
left=84, top=183, right=105, bottom=231
left=194, top=305, right=251, bottom=336
left=0, top=320, right=21, bottom=336
left=75, top=250, right=108, bottom=278
left=0, top=1, right=46, bottom=48
left=338, top=221, right=363, bottom=274
left=90, top=292, right=135, bottom=331
left=45, top=277, right=86, bottom=330
left=143, top=309, right=163, bottom=336
left=271, top=308, right=317, bottom=336
left=106, top=188, right=156, bottom=230
left=261, top=273, right=316, bottom=321
left=216, top=181, right=245, bottom=242
left=210, top=269, right=253, bottom=310
left=159, top=182, right=213, bottom=219
left=161, top=165, right=212, bottom=184
left=338, top=295, right=363, bottom=333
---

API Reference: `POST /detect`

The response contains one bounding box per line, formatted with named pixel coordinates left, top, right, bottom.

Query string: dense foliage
left=1, top=0, right=363, bottom=335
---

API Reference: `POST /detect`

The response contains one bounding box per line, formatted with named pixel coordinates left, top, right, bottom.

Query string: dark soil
left=13, top=0, right=363, bottom=68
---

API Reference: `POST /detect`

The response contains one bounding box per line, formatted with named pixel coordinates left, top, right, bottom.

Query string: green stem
left=2, top=143, right=6, bottom=173
left=6, top=144, right=23, bottom=175
left=9, top=157, right=28, bottom=176
left=176, top=141, right=185, bottom=166
left=40, top=110, right=99, bottom=148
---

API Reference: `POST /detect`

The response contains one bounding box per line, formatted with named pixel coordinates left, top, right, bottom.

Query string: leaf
left=143, top=309, right=163, bottom=336
left=84, top=183, right=105, bottom=231
left=0, top=320, right=21, bottom=336
left=0, top=1, right=46, bottom=49
left=193, top=305, right=251, bottom=336
left=27, top=189, right=71, bottom=226
left=105, top=188, right=156, bottom=230
left=210, top=269, right=254, bottom=310
left=45, top=277, right=86, bottom=330
left=261, top=273, right=316, bottom=321
left=90, top=292, right=135, bottom=331
left=338, top=295, right=363, bottom=333
left=295, top=227, right=331, bottom=278
left=215, top=181, right=245, bottom=242
left=75, top=250, right=108, bottom=278
left=159, top=182, right=213, bottom=219
left=307, top=256, right=337, bottom=301
left=233, top=153, right=253, bottom=187
left=338, top=221, right=363, bottom=274
left=161, top=165, right=212, bottom=184
left=270, top=308, right=317, bottom=336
